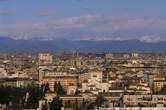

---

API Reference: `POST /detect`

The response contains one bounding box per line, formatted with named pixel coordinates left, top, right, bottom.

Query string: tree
left=74, top=98, right=79, bottom=110
left=24, top=85, right=40, bottom=109
left=75, top=88, right=80, bottom=95
left=80, top=98, right=86, bottom=110
left=0, top=86, right=27, bottom=109
left=158, top=85, right=166, bottom=94
left=50, top=96, right=62, bottom=110
left=54, top=82, right=58, bottom=93
left=86, top=102, right=95, bottom=110
left=64, top=100, right=72, bottom=109
left=40, top=83, right=50, bottom=99
left=45, top=83, right=50, bottom=92
left=95, top=94, right=106, bottom=107
left=54, top=82, right=65, bottom=95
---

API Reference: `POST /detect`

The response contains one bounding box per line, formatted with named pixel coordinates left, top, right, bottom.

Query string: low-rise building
left=41, top=76, right=78, bottom=92
left=123, top=95, right=166, bottom=107
left=153, top=76, right=166, bottom=93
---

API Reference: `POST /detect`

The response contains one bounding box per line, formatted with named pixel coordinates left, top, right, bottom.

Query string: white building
left=132, top=53, right=139, bottom=58
left=82, top=71, right=110, bottom=94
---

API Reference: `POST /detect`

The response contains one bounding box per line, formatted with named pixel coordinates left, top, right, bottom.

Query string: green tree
left=95, top=94, right=106, bottom=107
left=87, top=102, right=95, bottom=110
left=158, top=85, right=166, bottom=94
left=50, top=96, right=62, bottom=110
left=0, top=86, right=26, bottom=109
left=64, top=100, right=72, bottom=110
left=45, top=83, right=50, bottom=92
left=80, top=98, right=86, bottom=110
left=74, top=98, right=79, bottom=110
left=54, top=82, right=65, bottom=95
left=24, top=85, right=40, bottom=109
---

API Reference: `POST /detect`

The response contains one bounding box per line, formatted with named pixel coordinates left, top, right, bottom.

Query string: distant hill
left=0, top=37, right=166, bottom=53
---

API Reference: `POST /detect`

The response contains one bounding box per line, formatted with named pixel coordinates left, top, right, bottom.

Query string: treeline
left=0, top=84, right=49, bottom=109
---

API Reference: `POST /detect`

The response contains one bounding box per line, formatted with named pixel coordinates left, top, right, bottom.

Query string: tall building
left=38, top=53, right=53, bottom=65
left=132, top=53, right=139, bottom=58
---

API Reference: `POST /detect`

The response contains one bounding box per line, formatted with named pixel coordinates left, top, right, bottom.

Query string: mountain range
left=0, top=37, right=166, bottom=53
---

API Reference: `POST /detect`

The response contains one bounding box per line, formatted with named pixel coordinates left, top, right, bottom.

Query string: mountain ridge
left=0, top=36, right=166, bottom=53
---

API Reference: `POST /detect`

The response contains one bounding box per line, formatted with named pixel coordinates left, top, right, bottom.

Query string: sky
left=0, top=0, right=166, bottom=42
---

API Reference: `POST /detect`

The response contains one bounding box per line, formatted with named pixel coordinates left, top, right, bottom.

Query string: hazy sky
left=0, top=0, right=166, bottom=42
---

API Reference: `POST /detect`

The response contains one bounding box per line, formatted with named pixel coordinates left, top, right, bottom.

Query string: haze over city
left=0, top=0, right=166, bottom=42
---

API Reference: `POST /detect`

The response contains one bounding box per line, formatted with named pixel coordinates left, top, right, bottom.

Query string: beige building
left=0, top=78, right=34, bottom=87
left=123, top=95, right=166, bottom=107
left=41, top=76, right=78, bottom=92
left=38, top=53, right=53, bottom=65
left=153, top=76, right=166, bottom=93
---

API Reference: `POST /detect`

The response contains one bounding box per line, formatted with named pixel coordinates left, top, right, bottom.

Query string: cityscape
left=0, top=52, right=166, bottom=109
left=1, top=0, right=166, bottom=110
